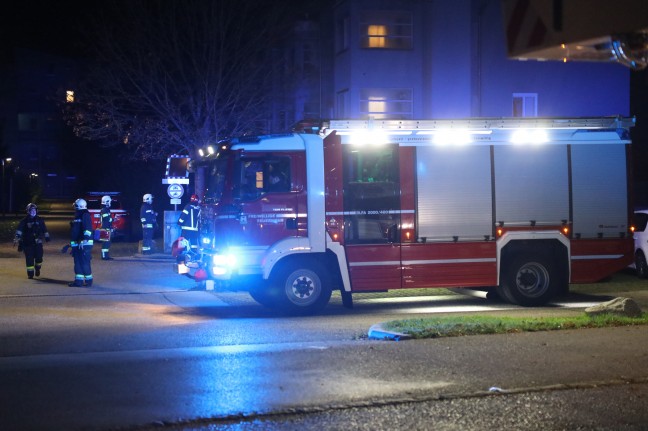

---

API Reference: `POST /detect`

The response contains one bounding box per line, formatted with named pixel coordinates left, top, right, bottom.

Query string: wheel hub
left=292, top=276, right=314, bottom=298
left=516, top=262, right=549, bottom=296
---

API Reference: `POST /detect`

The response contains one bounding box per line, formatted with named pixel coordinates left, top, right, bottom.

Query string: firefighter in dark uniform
left=100, top=195, right=114, bottom=260
left=69, top=198, right=94, bottom=287
left=177, top=194, right=201, bottom=252
left=140, top=193, right=157, bottom=255
left=14, top=203, right=51, bottom=279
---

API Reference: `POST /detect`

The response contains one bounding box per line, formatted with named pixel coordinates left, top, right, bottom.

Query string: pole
left=1, top=159, right=4, bottom=217
left=9, top=176, right=13, bottom=214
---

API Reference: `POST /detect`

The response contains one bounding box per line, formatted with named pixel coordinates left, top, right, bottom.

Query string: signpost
left=167, top=184, right=184, bottom=210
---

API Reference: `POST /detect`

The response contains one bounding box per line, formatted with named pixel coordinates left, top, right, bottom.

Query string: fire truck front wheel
left=249, top=287, right=279, bottom=308
left=500, top=255, right=560, bottom=307
left=271, top=259, right=332, bottom=315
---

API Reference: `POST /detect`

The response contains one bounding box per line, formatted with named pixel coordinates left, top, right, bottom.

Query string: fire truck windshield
left=203, top=160, right=227, bottom=203
left=233, top=157, right=291, bottom=201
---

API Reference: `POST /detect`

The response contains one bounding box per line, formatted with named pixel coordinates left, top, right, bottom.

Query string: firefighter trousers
left=100, top=234, right=112, bottom=259
left=23, top=244, right=44, bottom=278
left=142, top=226, right=154, bottom=254
left=71, top=245, right=93, bottom=286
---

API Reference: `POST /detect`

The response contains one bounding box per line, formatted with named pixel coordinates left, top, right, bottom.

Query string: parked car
left=634, top=209, right=648, bottom=278
left=85, top=192, right=131, bottom=241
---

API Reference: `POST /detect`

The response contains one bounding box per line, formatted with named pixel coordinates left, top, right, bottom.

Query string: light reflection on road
left=353, top=294, right=603, bottom=314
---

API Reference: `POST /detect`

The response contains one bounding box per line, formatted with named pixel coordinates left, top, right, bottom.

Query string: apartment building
left=330, top=0, right=629, bottom=120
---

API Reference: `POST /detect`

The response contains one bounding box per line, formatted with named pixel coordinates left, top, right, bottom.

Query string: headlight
left=213, top=253, right=237, bottom=267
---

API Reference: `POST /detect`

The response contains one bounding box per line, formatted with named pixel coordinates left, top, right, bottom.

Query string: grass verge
left=382, top=313, right=648, bottom=339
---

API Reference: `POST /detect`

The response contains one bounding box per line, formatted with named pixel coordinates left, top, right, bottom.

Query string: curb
left=368, top=323, right=412, bottom=341
left=130, top=253, right=175, bottom=262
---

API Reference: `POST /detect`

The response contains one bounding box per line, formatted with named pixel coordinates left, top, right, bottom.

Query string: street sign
left=167, top=184, right=184, bottom=199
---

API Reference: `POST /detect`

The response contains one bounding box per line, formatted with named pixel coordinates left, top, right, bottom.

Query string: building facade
left=329, top=0, right=629, bottom=120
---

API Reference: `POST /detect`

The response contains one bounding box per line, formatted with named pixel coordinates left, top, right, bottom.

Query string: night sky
left=0, top=1, right=94, bottom=63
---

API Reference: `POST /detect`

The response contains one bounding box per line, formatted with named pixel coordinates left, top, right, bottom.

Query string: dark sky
left=0, top=1, right=90, bottom=62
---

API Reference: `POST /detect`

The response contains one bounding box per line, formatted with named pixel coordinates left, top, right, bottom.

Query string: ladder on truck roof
left=326, top=116, right=635, bottom=132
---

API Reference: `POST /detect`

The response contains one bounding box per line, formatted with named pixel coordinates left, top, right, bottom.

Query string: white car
left=634, top=209, right=648, bottom=278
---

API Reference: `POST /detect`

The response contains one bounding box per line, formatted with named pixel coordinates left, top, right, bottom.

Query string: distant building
left=0, top=48, right=80, bottom=204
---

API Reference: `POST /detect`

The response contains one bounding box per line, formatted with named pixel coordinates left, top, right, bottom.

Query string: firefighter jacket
left=100, top=205, right=113, bottom=229
left=70, top=209, right=93, bottom=246
left=15, top=216, right=50, bottom=246
left=178, top=203, right=200, bottom=231
left=140, top=202, right=157, bottom=228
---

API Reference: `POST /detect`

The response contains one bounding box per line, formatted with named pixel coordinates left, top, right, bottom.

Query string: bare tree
left=64, top=0, right=305, bottom=161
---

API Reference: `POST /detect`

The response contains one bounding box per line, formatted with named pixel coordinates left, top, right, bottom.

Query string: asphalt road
left=2, top=228, right=648, bottom=430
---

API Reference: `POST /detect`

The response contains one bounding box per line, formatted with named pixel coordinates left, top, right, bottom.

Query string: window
left=336, top=16, right=349, bottom=53
left=635, top=212, right=648, bottom=233
left=66, top=90, right=75, bottom=103
left=234, top=157, right=291, bottom=201
left=360, top=88, right=412, bottom=119
left=513, top=93, right=537, bottom=117
left=360, top=10, right=412, bottom=50
left=337, top=89, right=348, bottom=118
left=343, top=145, right=400, bottom=244
left=367, top=25, right=387, bottom=48
left=18, top=114, right=41, bottom=131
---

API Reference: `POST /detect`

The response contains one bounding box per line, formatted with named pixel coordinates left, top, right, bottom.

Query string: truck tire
left=272, top=259, right=332, bottom=315
left=249, top=286, right=278, bottom=308
left=636, top=252, right=648, bottom=279
left=500, top=255, right=560, bottom=306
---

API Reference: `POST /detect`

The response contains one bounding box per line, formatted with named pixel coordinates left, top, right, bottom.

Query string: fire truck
left=177, top=117, right=635, bottom=314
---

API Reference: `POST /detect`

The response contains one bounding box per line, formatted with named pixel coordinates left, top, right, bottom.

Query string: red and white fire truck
left=176, top=117, right=635, bottom=314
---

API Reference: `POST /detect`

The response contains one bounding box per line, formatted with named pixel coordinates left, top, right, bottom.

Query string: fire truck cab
left=178, top=117, right=635, bottom=315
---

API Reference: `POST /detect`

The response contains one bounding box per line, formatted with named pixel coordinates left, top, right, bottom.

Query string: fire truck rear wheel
left=501, top=255, right=559, bottom=306
left=272, top=260, right=332, bottom=315
left=636, top=252, right=648, bottom=279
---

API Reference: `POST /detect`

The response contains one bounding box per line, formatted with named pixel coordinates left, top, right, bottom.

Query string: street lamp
left=1, top=158, right=11, bottom=217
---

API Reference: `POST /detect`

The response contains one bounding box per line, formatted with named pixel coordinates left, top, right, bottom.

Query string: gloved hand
left=17, top=243, right=23, bottom=252
left=45, top=236, right=51, bottom=243
left=61, top=244, right=70, bottom=254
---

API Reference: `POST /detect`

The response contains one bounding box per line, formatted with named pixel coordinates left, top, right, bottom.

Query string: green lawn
left=382, top=313, right=648, bottom=339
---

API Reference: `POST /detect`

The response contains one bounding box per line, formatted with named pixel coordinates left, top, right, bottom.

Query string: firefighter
left=140, top=193, right=157, bottom=255
left=177, top=194, right=201, bottom=252
left=69, top=198, right=94, bottom=287
left=14, top=203, right=51, bottom=279
left=99, top=195, right=114, bottom=260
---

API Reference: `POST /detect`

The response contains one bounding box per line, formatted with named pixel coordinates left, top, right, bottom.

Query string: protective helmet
left=143, top=193, right=153, bottom=203
left=101, top=195, right=112, bottom=206
left=73, top=198, right=87, bottom=210
left=26, top=203, right=38, bottom=214
left=190, top=194, right=200, bottom=203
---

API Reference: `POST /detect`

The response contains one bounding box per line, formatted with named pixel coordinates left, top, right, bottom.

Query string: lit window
left=360, top=11, right=412, bottom=50
left=66, top=90, right=75, bottom=103
left=512, top=93, right=537, bottom=117
left=367, top=25, right=386, bottom=48
left=367, top=98, right=386, bottom=114
left=360, top=88, right=412, bottom=119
